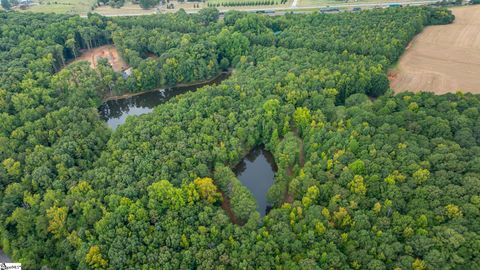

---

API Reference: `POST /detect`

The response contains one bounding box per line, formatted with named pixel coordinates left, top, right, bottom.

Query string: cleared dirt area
left=390, top=6, right=480, bottom=94
left=71, top=45, right=128, bottom=72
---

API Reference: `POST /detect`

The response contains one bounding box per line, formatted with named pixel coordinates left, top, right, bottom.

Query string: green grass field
left=93, top=3, right=156, bottom=16
left=14, top=0, right=156, bottom=15
left=19, top=0, right=97, bottom=14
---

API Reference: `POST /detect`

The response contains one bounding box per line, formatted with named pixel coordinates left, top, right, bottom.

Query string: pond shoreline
left=99, top=70, right=232, bottom=129
left=233, top=146, right=277, bottom=217
left=103, top=70, right=232, bottom=102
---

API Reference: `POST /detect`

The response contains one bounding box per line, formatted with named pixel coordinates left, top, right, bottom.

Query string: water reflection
left=99, top=72, right=230, bottom=129
left=234, top=147, right=277, bottom=217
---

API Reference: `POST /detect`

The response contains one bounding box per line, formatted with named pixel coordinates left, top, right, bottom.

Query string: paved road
left=212, top=0, right=441, bottom=13
left=81, top=0, right=442, bottom=17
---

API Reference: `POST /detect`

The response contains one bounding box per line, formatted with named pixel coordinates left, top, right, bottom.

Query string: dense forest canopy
left=1, top=7, right=479, bottom=270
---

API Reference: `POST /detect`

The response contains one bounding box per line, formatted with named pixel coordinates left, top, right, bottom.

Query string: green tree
left=198, top=7, right=220, bottom=25
left=216, top=28, right=250, bottom=62
left=139, top=0, right=159, bottom=9
left=1, top=0, right=11, bottom=10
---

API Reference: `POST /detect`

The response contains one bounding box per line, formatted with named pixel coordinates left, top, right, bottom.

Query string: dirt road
left=390, top=6, right=480, bottom=94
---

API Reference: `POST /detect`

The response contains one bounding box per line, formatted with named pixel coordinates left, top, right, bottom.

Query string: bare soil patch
left=390, top=6, right=480, bottom=94
left=71, top=45, right=128, bottom=72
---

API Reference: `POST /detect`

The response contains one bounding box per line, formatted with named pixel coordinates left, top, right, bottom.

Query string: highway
left=80, top=0, right=443, bottom=17
left=211, top=0, right=442, bottom=13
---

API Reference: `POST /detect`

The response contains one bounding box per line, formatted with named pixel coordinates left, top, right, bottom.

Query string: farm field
left=390, top=5, right=480, bottom=94
left=70, top=45, right=128, bottom=72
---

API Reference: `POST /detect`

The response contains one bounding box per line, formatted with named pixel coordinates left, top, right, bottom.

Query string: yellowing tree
left=408, top=102, right=419, bottom=111
left=412, top=258, right=426, bottom=270
left=315, top=221, right=326, bottom=235
left=2, top=158, right=21, bottom=178
left=194, top=177, right=221, bottom=204
left=46, top=206, right=68, bottom=239
left=373, top=202, right=382, bottom=214
left=302, top=186, right=319, bottom=207
left=333, top=207, right=352, bottom=227
left=445, top=204, right=463, bottom=219
left=293, top=107, right=312, bottom=135
left=349, top=175, right=367, bottom=195
left=413, top=168, right=430, bottom=185
left=322, top=207, right=330, bottom=220
left=85, top=245, right=108, bottom=269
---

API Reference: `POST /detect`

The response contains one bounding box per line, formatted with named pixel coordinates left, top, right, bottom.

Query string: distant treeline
left=207, top=0, right=286, bottom=7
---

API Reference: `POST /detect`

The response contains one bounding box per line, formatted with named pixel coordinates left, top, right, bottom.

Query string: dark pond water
left=99, top=72, right=230, bottom=129
left=234, top=147, right=277, bottom=217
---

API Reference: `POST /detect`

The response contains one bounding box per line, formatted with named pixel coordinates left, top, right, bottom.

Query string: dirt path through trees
left=219, top=191, right=240, bottom=225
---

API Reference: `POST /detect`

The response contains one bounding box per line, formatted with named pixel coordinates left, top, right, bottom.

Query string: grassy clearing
left=21, top=0, right=97, bottom=14
left=15, top=0, right=156, bottom=16
left=93, top=3, right=156, bottom=16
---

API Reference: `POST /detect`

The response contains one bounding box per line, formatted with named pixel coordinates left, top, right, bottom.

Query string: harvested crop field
left=390, top=6, right=480, bottom=94
left=71, top=45, right=128, bottom=72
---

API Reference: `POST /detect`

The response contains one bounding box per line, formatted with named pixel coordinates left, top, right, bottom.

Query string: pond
left=99, top=72, right=230, bottom=129
left=234, top=147, right=277, bottom=217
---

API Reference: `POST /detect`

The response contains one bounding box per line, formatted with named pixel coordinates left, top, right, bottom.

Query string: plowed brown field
left=390, top=6, right=480, bottom=94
